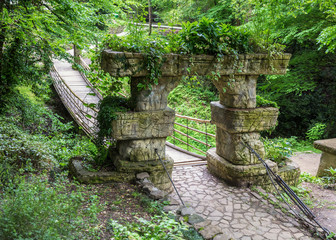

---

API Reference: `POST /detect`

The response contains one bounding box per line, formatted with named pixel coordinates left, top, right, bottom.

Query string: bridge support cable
left=155, top=149, right=185, bottom=206
left=243, top=141, right=334, bottom=239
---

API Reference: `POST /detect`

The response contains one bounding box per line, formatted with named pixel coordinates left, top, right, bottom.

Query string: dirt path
left=290, top=153, right=336, bottom=234
left=301, top=182, right=336, bottom=233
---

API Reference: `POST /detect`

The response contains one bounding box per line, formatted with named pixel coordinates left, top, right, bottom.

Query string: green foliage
left=6, top=86, right=73, bottom=135
left=77, top=62, right=130, bottom=98
left=0, top=0, right=127, bottom=105
left=323, top=168, right=336, bottom=185
left=198, top=0, right=236, bottom=25
left=109, top=214, right=191, bottom=240
left=179, top=17, right=253, bottom=55
left=263, top=137, right=320, bottom=164
left=306, top=123, right=326, bottom=142
left=244, top=0, right=336, bottom=138
left=300, top=172, right=323, bottom=185
left=152, top=0, right=236, bottom=25
left=97, top=95, right=130, bottom=143
left=257, top=48, right=336, bottom=138
left=300, top=170, right=336, bottom=187
left=241, top=0, right=336, bottom=53
left=262, top=137, right=293, bottom=165
left=138, top=194, right=165, bottom=215
left=106, top=17, right=262, bottom=55
left=0, top=85, right=97, bottom=187
left=256, top=95, right=278, bottom=108
left=0, top=175, right=102, bottom=240
left=0, top=120, right=55, bottom=188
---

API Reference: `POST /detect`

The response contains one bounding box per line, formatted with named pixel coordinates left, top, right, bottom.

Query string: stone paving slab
left=170, top=165, right=317, bottom=240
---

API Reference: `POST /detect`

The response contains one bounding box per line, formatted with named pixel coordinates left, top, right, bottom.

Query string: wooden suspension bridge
left=50, top=50, right=214, bottom=166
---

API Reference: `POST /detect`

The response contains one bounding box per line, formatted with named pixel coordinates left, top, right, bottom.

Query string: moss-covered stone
left=212, top=75, right=257, bottom=108
left=116, top=138, right=166, bottom=162
left=278, top=160, right=301, bottom=186
left=130, top=77, right=182, bottom=111
left=69, top=158, right=134, bottom=184
left=101, top=51, right=291, bottom=78
left=211, top=101, right=279, bottom=133
left=111, top=108, right=175, bottom=140
left=215, top=130, right=265, bottom=165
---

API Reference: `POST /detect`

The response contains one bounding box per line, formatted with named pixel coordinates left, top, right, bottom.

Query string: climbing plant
left=96, top=96, right=130, bottom=143
left=103, top=17, right=279, bottom=91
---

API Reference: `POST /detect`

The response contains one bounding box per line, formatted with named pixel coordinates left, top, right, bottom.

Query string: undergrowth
left=0, top=82, right=203, bottom=239
left=0, top=174, right=102, bottom=239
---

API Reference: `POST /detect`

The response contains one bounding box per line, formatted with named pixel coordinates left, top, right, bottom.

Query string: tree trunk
left=0, top=0, right=6, bottom=80
left=148, top=0, right=152, bottom=36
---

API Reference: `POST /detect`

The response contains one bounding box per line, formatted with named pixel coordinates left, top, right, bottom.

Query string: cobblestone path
left=170, top=165, right=316, bottom=240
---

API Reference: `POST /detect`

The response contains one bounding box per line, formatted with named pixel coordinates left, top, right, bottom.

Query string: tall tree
left=240, top=0, right=336, bottom=137
left=0, top=0, right=125, bottom=105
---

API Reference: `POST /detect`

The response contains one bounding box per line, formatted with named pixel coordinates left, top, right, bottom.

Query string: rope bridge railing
left=77, top=56, right=104, bottom=101
left=50, top=65, right=99, bottom=137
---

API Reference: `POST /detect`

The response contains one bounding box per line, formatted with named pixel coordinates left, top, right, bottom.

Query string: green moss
left=97, top=96, right=131, bottom=143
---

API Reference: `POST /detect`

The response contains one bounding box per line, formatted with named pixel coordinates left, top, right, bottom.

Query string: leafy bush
left=299, top=172, right=323, bottom=185
left=97, top=95, right=130, bottom=142
left=0, top=86, right=98, bottom=186
left=323, top=168, right=336, bottom=185
left=300, top=170, right=336, bottom=187
left=0, top=176, right=101, bottom=240
left=306, top=123, right=326, bottom=142
left=109, top=215, right=191, bottom=240
left=263, top=137, right=293, bottom=165
left=105, top=17, right=263, bottom=56
left=256, top=95, right=278, bottom=108
left=179, top=17, right=253, bottom=55
left=4, top=87, right=73, bottom=136
left=0, top=120, right=55, bottom=189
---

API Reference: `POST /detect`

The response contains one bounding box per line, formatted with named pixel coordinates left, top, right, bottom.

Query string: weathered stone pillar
left=206, top=54, right=291, bottom=187
left=101, top=51, right=182, bottom=192
left=107, top=101, right=177, bottom=192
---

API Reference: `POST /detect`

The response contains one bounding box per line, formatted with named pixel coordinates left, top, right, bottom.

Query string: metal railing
left=50, top=65, right=99, bottom=137
left=170, top=114, right=216, bottom=155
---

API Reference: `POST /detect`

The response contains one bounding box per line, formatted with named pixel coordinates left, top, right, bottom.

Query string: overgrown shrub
left=0, top=86, right=98, bottom=187
left=109, top=214, right=201, bottom=240
left=306, top=123, right=326, bottom=142
left=0, top=176, right=101, bottom=239
left=263, top=137, right=293, bottom=165
left=97, top=95, right=130, bottom=143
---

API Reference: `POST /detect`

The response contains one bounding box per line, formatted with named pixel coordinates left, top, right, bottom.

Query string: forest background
left=0, top=0, right=336, bottom=238
left=1, top=0, right=335, bottom=140
left=146, top=0, right=336, bottom=140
